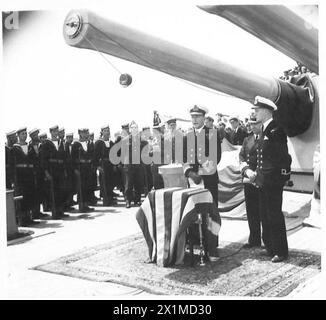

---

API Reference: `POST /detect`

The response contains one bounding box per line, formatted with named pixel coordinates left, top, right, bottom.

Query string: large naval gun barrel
left=63, top=10, right=280, bottom=103
left=198, top=5, right=318, bottom=74
left=63, top=8, right=319, bottom=185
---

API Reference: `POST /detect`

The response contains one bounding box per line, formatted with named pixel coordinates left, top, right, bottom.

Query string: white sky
left=1, top=0, right=309, bottom=139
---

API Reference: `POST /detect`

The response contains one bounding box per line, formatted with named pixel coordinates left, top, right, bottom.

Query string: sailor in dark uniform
left=40, top=125, right=67, bottom=219
left=58, top=127, right=65, bottom=149
left=247, top=96, right=292, bottom=263
left=88, top=131, right=99, bottom=205
left=229, top=117, right=248, bottom=145
left=63, top=132, right=76, bottom=210
left=11, top=127, right=39, bottom=226
left=5, top=130, right=17, bottom=190
left=239, top=116, right=262, bottom=248
left=71, top=128, right=95, bottom=212
left=93, top=125, right=117, bottom=206
left=38, top=132, right=50, bottom=211
left=28, top=128, right=47, bottom=219
left=39, top=132, right=48, bottom=144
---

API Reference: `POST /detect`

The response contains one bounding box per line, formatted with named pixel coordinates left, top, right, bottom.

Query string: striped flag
left=136, top=187, right=221, bottom=267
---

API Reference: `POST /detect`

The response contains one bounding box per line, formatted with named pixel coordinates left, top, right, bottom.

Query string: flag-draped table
left=136, top=187, right=221, bottom=267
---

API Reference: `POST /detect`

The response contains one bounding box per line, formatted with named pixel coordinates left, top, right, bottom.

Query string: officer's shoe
left=126, top=201, right=131, bottom=209
left=271, top=255, right=287, bottom=263
left=33, top=212, right=48, bottom=219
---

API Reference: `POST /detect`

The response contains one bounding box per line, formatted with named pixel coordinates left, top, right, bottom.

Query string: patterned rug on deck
left=33, top=233, right=321, bottom=297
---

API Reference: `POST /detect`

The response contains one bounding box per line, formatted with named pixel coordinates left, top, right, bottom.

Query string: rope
left=84, top=23, right=239, bottom=100
left=83, top=33, right=122, bottom=75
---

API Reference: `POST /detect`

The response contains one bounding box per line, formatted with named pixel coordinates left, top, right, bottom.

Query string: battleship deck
left=3, top=191, right=322, bottom=299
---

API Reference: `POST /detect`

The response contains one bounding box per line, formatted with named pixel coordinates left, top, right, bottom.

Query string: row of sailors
left=5, top=124, right=133, bottom=226
left=5, top=119, right=191, bottom=226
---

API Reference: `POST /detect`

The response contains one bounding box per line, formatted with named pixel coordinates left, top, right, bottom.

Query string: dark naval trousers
left=259, top=183, right=288, bottom=257
left=244, top=184, right=261, bottom=245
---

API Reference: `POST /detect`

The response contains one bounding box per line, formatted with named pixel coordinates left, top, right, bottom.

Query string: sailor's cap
left=121, top=123, right=129, bottom=130
left=129, top=120, right=138, bottom=128
left=205, top=116, right=214, bottom=122
left=58, top=127, right=65, bottom=132
left=166, top=118, right=176, bottom=125
left=189, top=104, right=208, bottom=116
left=28, top=128, right=40, bottom=136
left=252, top=96, right=277, bottom=111
left=229, top=116, right=239, bottom=122
left=49, top=125, right=59, bottom=131
left=101, top=124, right=110, bottom=131
left=6, top=130, right=17, bottom=138
left=66, top=133, right=73, bottom=137
left=39, top=132, right=48, bottom=138
left=78, top=128, right=89, bottom=133
left=16, top=127, right=27, bottom=134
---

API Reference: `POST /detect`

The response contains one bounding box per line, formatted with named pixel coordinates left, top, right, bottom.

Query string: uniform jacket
left=93, top=139, right=114, bottom=168
left=239, top=132, right=260, bottom=174
left=183, top=126, right=222, bottom=190
left=71, top=140, right=93, bottom=168
left=10, top=143, right=35, bottom=209
left=40, top=139, right=66, bottom=177
left=11, top=144, right=35, bottom=180
left=71, top=140, right=94, bottom=190
left=28, top=142, right=41, bottom=169
left=230, top=126, right=248, bottom=146
left=254, top=119, right=292, bottom=187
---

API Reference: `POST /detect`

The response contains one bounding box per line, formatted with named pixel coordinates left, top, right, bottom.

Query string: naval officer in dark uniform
left=239, top=115, right=262, bottom=248
left=247, top=96, right=292, bottom=263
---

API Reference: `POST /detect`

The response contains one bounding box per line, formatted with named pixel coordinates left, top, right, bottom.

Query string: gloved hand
left=245, top=169, right=257, bottom=183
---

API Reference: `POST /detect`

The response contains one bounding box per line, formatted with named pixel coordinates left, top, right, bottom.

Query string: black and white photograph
left=0, top=0, right=323, bottom=302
